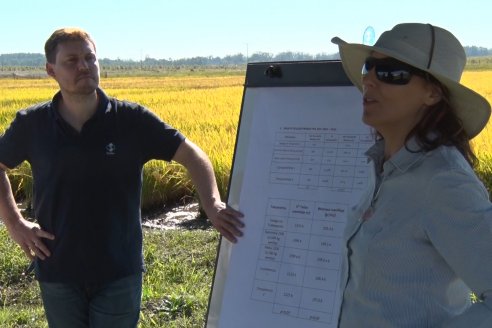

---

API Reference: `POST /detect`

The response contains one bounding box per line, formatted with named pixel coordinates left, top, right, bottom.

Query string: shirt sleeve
left=136, top=106, right=185, bottom=162
left=422, top=168, right=492, bottom=327
left=0, top=110, right=29, bottom=169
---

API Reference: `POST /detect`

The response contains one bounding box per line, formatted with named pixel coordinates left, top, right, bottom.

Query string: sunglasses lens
left=362, top=58, right=414, bottom=85
left=376, top=68, right=412, bottom=85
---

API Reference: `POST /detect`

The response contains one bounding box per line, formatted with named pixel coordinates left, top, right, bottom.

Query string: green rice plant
left=475, top=153, right=492, bottom=195
left=141, top=161, right=192, bottom=210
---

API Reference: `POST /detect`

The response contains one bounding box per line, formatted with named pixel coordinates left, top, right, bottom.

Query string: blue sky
left=1, top=0, right=491, bottom=60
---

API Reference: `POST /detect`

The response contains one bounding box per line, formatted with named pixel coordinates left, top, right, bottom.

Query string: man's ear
left=46, top=62, right=55, bottom=78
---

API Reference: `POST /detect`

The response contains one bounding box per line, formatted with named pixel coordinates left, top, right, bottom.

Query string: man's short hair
left=44, top=28, right=96, bottom=64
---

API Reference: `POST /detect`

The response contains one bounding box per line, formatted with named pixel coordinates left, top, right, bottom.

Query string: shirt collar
left=50, top=88, right=111, bottom=120
left=366, top=137, right=426, bottom=175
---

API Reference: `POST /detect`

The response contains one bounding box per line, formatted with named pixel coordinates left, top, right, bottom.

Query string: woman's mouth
left=363, top=96, right=377, bottom=105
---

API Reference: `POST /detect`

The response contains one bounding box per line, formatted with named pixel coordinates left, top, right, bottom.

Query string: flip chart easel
left=206, top=61, right=373, bottom=328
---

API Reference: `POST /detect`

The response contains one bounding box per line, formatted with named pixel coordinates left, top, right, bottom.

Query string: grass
left=0, top=225, right=220, bottom=328
left=140, top=230, right=219, bottom=327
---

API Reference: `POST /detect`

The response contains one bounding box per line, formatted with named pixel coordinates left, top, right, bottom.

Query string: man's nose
left=78, top=59, right=89, bottom=71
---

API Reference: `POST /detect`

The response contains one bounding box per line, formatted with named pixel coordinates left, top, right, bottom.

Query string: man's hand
left=207, top=202, right=244, bottom=243
left=5, top=217, right=55, bottom=260
left=0, top=168, right=55, bottom=260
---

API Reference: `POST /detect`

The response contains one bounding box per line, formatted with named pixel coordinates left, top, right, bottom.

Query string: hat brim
left=332, top=37, right=491, bottom=139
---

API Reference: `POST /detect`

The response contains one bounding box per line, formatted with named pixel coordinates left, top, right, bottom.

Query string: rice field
left=462, top=71, right=492, bottom=154
left=1, top=70, right=492, bottom=209
left=0, top=74, right=245, bottom=210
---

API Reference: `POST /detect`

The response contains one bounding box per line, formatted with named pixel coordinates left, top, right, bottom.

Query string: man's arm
left=0, top=163, right=54, bottom=260
left=172, top=139, right=244, bottom=243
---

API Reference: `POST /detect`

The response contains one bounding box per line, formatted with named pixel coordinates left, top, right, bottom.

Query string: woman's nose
left=362, top=68, right=377, bottom=88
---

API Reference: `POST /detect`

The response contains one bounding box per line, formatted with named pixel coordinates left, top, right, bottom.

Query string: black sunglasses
left=362, top=57, right=428, bottom=85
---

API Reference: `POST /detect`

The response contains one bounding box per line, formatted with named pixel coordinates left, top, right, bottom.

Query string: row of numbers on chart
left=270, top=131, right=373, bottom=190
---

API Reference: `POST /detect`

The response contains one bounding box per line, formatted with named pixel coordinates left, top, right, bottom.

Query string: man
left=0, top=28, right=244, bottom=327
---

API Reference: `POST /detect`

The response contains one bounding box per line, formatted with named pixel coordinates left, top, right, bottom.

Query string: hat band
left=427, top=24, right=435, bottom=69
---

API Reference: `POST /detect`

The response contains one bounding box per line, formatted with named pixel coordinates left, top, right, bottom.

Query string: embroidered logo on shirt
left=105, top=143, right=116, bottom=156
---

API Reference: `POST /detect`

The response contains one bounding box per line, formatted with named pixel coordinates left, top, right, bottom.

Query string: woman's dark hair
left=376, top=75, right=477, bottom=167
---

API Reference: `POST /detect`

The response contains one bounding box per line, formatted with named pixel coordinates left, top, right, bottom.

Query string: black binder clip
left=265, top=65, right=282, bottom=78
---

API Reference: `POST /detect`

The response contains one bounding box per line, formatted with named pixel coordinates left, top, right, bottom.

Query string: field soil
left=16, top=201, right=212, bottom=231
left=142, top=202, right=212, bottom=230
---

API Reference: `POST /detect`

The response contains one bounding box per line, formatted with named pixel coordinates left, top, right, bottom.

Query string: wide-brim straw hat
left=332, top=23, right=491, bottom=139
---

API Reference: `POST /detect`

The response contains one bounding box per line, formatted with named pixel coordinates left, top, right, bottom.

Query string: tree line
left=1, top=47, right=491, bottom=68
left=0, top=51, right=338, bottom=68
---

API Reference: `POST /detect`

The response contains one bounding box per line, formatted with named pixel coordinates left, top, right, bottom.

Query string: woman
left=331, top=23, right=492, bottom=327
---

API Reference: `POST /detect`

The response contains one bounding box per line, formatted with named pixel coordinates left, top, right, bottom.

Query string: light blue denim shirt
left=338, top=139, right=492, bottom=328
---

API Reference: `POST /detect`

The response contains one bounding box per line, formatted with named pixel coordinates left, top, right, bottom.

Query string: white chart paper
left=208, top=85, right=373, bottom=328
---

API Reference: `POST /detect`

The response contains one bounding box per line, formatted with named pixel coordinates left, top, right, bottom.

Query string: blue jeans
left=39, top=273, right=142, bottom=328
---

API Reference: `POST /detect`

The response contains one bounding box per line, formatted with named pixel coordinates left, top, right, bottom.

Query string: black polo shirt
left=0, top=88, right=185, bottom=283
